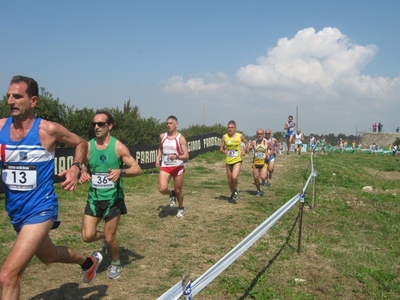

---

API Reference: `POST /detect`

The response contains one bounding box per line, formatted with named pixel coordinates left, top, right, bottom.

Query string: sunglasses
left=91, top=122, right=108, bottom=127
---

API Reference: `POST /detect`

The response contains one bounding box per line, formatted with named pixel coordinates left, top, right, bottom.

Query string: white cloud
left=161, top=27, right=400, bottom=135
left=163, top=73, right=228, bottom=93
left=238, top=27, right=378, bottom=89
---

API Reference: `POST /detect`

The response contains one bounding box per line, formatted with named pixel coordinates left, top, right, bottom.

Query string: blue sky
left=2, top=1, right=400, bottom=137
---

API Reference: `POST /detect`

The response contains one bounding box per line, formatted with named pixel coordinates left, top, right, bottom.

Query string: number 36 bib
left=91, top=172, right=114, bottom=189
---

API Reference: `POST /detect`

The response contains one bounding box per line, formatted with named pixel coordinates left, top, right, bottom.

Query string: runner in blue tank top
left=284, top=115, right=296, bottom=155
left=0, top=76, right=102, bottom=299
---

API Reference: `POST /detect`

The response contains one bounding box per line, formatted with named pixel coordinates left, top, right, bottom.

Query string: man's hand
left=79, top=171, right=91, bottom=183
left=58, top=167, right=80, bottom=191
left=107, top=168, right=121, bottom=182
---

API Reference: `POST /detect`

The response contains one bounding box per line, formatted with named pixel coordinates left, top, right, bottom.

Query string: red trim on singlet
left=1, top=143, right=5, bottom=162
left=161, top=133, right=183, bottom=155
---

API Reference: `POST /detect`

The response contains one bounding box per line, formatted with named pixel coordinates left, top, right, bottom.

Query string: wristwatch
left=71, top=162, right=82, bottom=171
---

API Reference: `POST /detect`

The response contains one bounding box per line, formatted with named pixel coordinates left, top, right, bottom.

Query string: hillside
left=361, top=132, right=400, bottom=148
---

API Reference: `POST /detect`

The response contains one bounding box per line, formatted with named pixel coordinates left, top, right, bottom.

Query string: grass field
left=0, top=150, right=399, bottom=299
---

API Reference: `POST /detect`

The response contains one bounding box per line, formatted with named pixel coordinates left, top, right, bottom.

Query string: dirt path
left=19, top=151, right=302, bottom=300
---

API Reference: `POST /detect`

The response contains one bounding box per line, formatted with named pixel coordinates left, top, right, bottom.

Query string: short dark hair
left=10, top=75, right=39, bottom=98
left=167, top=115, right=178, bottom=122
left=228, top=120, right=236, bottom=126
left=95, top=109, right=115, bottom=125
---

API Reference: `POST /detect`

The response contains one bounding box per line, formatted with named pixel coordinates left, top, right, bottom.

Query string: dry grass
left=1, top=151, right=399, bottom=299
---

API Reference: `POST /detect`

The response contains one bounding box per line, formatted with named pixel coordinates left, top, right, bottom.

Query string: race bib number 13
left=2, top=164, right=37, bottom=191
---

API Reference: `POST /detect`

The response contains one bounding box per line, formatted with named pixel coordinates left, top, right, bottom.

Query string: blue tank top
left=286, top=121, right=295, bottom=135
left=0, top=117, right=58, bottom=225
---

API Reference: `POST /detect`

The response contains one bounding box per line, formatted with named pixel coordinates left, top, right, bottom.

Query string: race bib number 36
left=91, top=172, right=114, bottom=189
left=2, top=164, right=37, bottom=191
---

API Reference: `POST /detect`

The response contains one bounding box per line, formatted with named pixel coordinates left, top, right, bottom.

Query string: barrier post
left=297, top=193, right=305, bottom=254
left=312, top=172, right=316, bottom=209
left=310, top=150, right=317, bottom=209
left=182, top=273, right=192, bottom=300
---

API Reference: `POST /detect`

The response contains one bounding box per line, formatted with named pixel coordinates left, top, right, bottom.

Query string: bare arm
left=0, top=118, right=7, bottom=131
left=274, top=138, right=280, bottom=153
left=155, top=133, right=164, bottom=168
left=40, top=120, right=88, bottom=191
left=248, top=140, right=256, bottom=151
left=107, top=140, right=142, bottom=181
left=79, top=142, right=91, bottom=183
left=241, top=134, right=248, bottom=155
left=177, top=135, right=189, bottom=162
left=284, top=121, right=289, bottom=130
left=266, top=140, right=273, bottom=158
left=219, top=135, right=227, bottom=155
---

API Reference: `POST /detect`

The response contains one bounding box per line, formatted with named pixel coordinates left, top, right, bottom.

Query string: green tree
left=35, top=88, right=68, bottom=123
left=109, top=100, right=142, bottom=145
left=272, top=131, right=285, bottom=143
left=326, top=133, right=336, bottom=146
left=0, top=89, right=232, bottom=147
left=0, top=96, right=9, bottom=117
left=180, top=123, right=226, bottom=137
left=135, top=117, right=165, bottom=144
left=64, top=107, right=95, bottom=141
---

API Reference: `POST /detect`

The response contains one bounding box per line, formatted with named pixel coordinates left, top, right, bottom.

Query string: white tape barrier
left=157, top=193, right=301, bottom=300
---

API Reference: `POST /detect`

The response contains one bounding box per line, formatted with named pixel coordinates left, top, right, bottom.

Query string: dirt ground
left=13, top=151, right=332, bottom=299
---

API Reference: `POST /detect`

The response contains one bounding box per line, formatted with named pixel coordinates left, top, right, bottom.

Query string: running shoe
left=264, top=182, right=270, bottom=187
left=108, top=264, right=122, bottom=279
left=256, top=190, right=263, bottom=197
left=83, top=252, right=103, bottom=283
left=169, top=191, right=176, bottom=207
left=177, top=208, right=185, bottom=218
left=232, top=190, right=239, bottom=201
